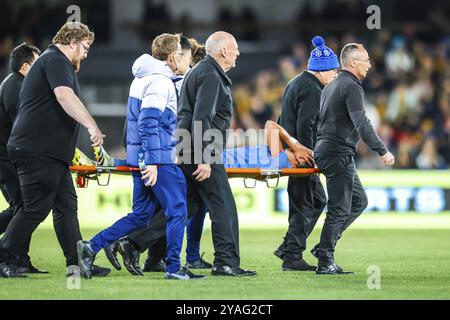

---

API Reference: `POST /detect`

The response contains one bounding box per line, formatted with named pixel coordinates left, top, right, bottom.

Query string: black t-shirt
left=8, top=45, right=81, bottom=164
left=0, top=72, right=24, bottom=159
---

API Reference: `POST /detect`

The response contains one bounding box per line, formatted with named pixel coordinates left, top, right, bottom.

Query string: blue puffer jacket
left=126, top=54, right=178, bottom=166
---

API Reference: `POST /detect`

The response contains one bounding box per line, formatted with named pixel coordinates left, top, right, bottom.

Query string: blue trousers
left=90, top=164, right=187, bottom=273
left=186, top=208, right=208, bottom=263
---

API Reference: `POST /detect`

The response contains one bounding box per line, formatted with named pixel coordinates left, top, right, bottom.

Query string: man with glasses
left=0, top=22, right=107, bottom=278
left=314, top=43, right=395, bottom=275
left=77, top=33, right=205, bottom=280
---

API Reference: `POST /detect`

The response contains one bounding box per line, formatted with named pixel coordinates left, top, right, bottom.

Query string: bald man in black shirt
left=314, top=43, right=395, bottom=275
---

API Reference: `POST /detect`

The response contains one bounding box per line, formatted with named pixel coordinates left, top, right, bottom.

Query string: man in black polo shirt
left=0, top=43, right=40, bottom=234
left=0, top=43, right=43, bottom=274
left=275, top=36, right=338, bottom=271
left=0, top=22, right=106, bottom=278
left=314, top=43, right=395, bottom=275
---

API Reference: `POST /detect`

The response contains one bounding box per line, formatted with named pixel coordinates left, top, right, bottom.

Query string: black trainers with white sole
left=165, top=267, right=206, bottom=280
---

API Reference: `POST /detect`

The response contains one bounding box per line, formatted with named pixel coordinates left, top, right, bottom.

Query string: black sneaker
left=92, top=264, right=111, bottom=277
left=211, top=265, right=257, bottom=277
left=117, top=238, right=144, bottom=276
left=77, top=240, right=96, bottom=279
left=0, top=262, right=27, bottom=278
left=273, top=237, right=287, bottom=260
left=311, top=246, right=343, bottom=272
left=310, top=244, right=319, bottom=259
left=16, top=260, right=49, bottom=274
left=103, top=241, right=121, bottom=270
left=281, top=258, right=316, bottom=271
left=316, top=261, right=353, bottom=275
left=165, top=267, right=206, bottom=280
left=185, top=253, right=212, bottom=269
left=143, top=256, right=166, bottom=273
left=273, top=247, right=285, bottom=260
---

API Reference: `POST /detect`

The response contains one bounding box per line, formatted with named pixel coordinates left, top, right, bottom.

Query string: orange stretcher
left=69, top=165, right=320, bottom=189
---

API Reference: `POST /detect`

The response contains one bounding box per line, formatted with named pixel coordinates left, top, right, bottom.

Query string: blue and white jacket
left=126, top=54, right=178, bottom=166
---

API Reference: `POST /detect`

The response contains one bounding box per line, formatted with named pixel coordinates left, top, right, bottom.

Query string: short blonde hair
left=53, top=22, right=95, bottom=45
left=151, top=33, right=180, bottom=61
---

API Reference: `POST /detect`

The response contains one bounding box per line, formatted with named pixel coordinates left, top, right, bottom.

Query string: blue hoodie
left=126, top=54, right=178, bottom=166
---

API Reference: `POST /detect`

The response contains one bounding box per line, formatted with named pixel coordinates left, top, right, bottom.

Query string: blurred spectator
left=385, top=36, right=415, bottom=76
left=278, top=56, right=297, bottom=83
left=291, top=42, right=308, bottom=69
left=0, top=36, right=14, bottom=78
left=233, top=84, right=252, bottom=117
left=386, top=80, right=419, bottom=123
left=416, top=138, right=447, bottom=169
left=396, top=136, right=417, bottom=168
left=248, top=95, right=273, bottom=128
left=355, top=143, right=384, bottom=169
left=364, top=100, right=381, bottom=130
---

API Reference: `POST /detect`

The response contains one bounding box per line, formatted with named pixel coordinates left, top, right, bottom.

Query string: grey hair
left=340, top=43, right=363, bottom=67
left=205, top=37, right=227, bottom=55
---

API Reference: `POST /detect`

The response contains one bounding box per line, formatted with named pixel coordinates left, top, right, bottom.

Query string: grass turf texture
left=1, top=218, right=449, bottom=300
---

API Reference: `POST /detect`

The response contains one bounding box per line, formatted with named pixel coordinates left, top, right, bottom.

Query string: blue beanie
left=307, top=36, right=340, bottom=71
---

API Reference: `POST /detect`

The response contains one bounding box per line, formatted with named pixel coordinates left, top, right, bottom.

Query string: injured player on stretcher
left=72, top=120, right=315, bottom=170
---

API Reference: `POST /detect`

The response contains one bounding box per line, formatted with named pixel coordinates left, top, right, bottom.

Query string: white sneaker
left=66, top=265, right=81, bottom=277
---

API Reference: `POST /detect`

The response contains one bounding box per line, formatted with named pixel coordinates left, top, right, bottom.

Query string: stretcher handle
left=265, top=175, right=280, bottom=188
left=96, top=171, right=111, bottom=186
left=243, top=178, right=257, bottom=188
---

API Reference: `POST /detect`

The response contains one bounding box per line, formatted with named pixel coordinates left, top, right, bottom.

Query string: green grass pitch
left=1, top=215, right=449, bottom=300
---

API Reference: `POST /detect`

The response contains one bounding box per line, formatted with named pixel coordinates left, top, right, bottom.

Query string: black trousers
left=283, top=174, right=326, bottom=260
left=315, top=152, right=368, bottom=263
left=0, top=148, right=82, bottom=266
left=179, top=163, right=240, bottom=268
left=0, top=185, right=15, bottom=234
left=0, top=157, right=22, bottom=234
left=0, top=156, right=36, bottom=266
left=128, top=196, right=205, bottom=259
left=128, top=209, right=166, bottom=255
